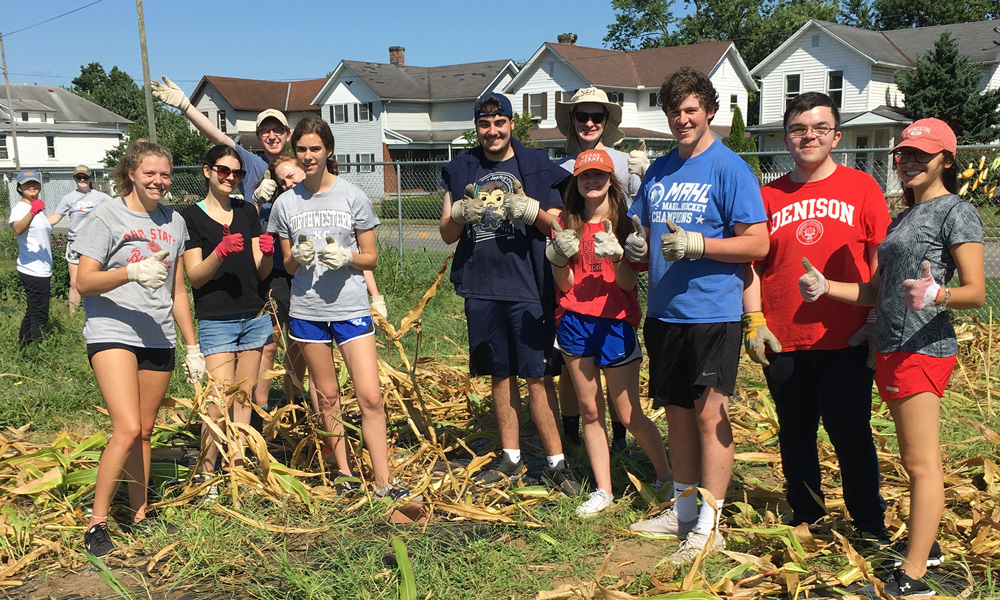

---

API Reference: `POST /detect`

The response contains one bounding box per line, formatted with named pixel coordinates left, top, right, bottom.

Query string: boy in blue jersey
left=626, top=68, right=769, bottom=562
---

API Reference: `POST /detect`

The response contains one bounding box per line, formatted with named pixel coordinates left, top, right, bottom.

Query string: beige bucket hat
left=555, top=87, right=625, bottom=153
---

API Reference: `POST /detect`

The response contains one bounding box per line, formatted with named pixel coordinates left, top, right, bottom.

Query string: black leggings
left=17, top=271, right=50, bottom=348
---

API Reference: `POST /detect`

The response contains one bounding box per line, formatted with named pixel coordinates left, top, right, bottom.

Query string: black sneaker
left=876, top=539, right=944, bottom=571
left=542, top=459, right=582, bottom=496
left=853, top=523, right=892, bottom=548
left=84, top=522, right=114, bottom=557
left=858, top=568, right=935, bottom=598
left=474, top=454, right=525, bottom=486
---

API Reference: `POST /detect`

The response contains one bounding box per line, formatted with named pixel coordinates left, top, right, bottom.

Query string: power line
left=3, top=0, right=104, bottom=37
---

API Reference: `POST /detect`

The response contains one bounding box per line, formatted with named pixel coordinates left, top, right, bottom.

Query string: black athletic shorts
left=643, top=319, right=741, bottom=409
left=87, top=343, right=176, bottom=372
left=261, top=269, right=293, bottom=326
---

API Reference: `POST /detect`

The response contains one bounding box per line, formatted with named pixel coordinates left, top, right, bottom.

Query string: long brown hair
left=901, top=150, right=958, bottom=207
left=112, top=139, right=172, bottom=196
left=560, top=172, right=631, bottom=244
left=291, top=118, right=338, bottom=175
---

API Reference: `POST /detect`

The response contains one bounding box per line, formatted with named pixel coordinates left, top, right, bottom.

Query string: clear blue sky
left=4, top=0, right=624, bottom=95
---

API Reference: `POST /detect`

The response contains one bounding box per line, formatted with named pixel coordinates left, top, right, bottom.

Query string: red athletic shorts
left=874, top=351, right=956, bottom=401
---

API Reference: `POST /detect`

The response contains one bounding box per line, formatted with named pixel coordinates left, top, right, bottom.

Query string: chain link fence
left=5, top=145, right=1000, bottom=316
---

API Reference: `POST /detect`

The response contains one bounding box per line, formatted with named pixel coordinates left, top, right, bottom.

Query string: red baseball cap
left=893, top=118, right=957, bottom=155
left=573, top=149, right=615, bottom=176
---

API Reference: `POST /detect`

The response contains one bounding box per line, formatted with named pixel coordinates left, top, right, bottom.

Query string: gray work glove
left=184, top=344, right=206, bottom=383
left=126, top=250, right=170, bottom=289
left=253, top=171, right=277, bottom=206
left=628, top=139, right=650, bottom=179
left=798, top=258, right=829, bottom=302
left=370, top=295, right=387, bottom=321
left=624, top=215, right=648, bottom=262
left=318, top=236, right=352, bottom=270
left=592, top=219, right=624, bottom=262
left=847, top=309, right=877, bottom=370
left=291, top=234, right=316, bottom=267
left=150, top=76, right=191, bottom=111
left=661, top=219, right=705, bottom=261
left=450, top=184, right=485, bottom=225
left=546, top=221, right=579, bottom=268
left=503, top=180, right=540, bottom=226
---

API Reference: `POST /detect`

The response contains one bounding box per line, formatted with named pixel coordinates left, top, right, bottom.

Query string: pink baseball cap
left=893, top=118, right=957, bottom=155
left=573, top=149, right=615, bottom=176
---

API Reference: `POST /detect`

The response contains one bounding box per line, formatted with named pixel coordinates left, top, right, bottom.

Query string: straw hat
left=555, top=87, right=624, bottom=153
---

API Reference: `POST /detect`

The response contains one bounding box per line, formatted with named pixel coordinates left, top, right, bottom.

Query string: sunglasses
left=211, top=164, right=246, bottom=180
left=892, top=149, right=939, bottom=164
left=574, top=111, right=607, bottom=125
left=74, top=175, right=90, bottom=181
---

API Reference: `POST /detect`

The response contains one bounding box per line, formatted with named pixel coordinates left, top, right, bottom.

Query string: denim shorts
left=197, top=313, right=274, bottom=355
left=289, top=316, right=374, bottom=346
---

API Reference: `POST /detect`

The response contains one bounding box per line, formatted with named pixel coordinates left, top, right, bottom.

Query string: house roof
left=544, top=41, right=738, bottom=88
left=749, top=105, right=911, bottom=131
left=0, top=85, right=131, bottom=124
left=191, top=76, right=326, bottom=112
left=336, top=59, right=515, bottom=101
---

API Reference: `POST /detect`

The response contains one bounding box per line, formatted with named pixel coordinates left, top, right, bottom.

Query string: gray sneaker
left=668, top=528, right=726, bottom=564
left=629, top=508, right=697, bottom=539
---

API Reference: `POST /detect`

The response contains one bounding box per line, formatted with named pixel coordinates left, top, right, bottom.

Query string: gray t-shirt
left=876, top=194, right=984, bottom=356
left=72, top=199, right=189, bottom=347
left=557, top=147, right=641, bottom=201
left=268, top=177, right=380, bottom=322
left=53, top=188, right=112, bottom=241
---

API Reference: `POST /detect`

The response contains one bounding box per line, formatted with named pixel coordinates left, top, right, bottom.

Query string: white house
left=189, top=76, right=325, bottom=151
left=312, top=46, right=518, bottom=199
left=504, top=34, right=758, bottom=155
left=750, top=19, right=1000, bottom=188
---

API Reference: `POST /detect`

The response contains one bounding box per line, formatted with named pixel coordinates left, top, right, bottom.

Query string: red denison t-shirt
left=759, top=165, right=890, bottom=352
left=555, top=220, right=642, bottom=328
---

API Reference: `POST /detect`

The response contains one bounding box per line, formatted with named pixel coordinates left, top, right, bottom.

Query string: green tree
left=838, top=0, right=876, bottom=28
left=896, top=31, right=1000, bottom=144
left=872, top=0, right=1000, bottom=30
left=725, top=106, right=761, bottom=177
left=71, top=63, right=145, bottom=122
left=604, top=0, right=680, bottom=50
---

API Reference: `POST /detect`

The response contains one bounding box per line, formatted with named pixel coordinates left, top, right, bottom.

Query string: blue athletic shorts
left=465, top=298, right=553, bottom=378
left=197, top=313, right=274, bottom=355
left=289, top=316, right=374, bottom=346
left=555, top=311, right=642, bottom=367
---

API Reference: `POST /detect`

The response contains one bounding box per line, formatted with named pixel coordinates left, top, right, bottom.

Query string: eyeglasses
left=211, top=165, right=246, bottom=180
left=786, top=124, right=834, bottom=138
left=892, top=149, right=939, bottom=164
left=73, top=175, right=90, bottom=181
left=574, top=111, right=607, bottom=125
left=258, top=125, right=287, bottom=136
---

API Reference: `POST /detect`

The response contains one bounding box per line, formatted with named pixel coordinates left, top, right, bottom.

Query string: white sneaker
left=668, top=528, right=725, bottom=564
left=629, top=508, right=697, bottom=539
left=576, top=489, right=613, bottom=517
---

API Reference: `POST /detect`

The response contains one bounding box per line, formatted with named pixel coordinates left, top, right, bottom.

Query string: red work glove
left=259, top=233, right=275, bottom=256
left=214, top=224, right=244, bottom=259
left=29, top=199, right=45, bottom=216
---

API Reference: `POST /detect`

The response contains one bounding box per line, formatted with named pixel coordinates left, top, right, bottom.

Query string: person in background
left=8, top=169, right=52, bottom=348
left=50, top=165, right=112, bottom=313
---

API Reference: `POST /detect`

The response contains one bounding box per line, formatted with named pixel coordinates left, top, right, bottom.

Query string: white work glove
left=624, top=215, right=648, bottom=262
left=798, top=257, right=829, bottom=302
left=125, top=250, right=170, bottom=289
left=628, top=139, right=650, bottom=179
left=848, top=309, right=877, bottom=370
left=503, top=180, right=540, bottom=226
left=291, top=234, right=316, bottom=267
left=253, top=171, right=277, bottom=206
left=545, top=221, right=579, bottom=268
left=592, top=219, right=624, bottom=262
left=150, top=76, right=191, bottom=112
left=370, top=295, right=387, bottom=321
left=661, top=219, right=705, bottom=261
left=318, top=235, right=353, bottom=270
left=903, top=261, right=943, bottom=311
left=183, top=344, right=206, bottom=383
left=450, top=185, right=485, bottom=225
left=742, top=311, right=782, bottom=367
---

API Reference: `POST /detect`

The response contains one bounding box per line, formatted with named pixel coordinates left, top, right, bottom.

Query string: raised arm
left=151, top=76, right=235, bottom=148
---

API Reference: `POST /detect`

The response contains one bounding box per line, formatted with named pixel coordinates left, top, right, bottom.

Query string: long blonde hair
left=112, top=139, right=173, bottom=196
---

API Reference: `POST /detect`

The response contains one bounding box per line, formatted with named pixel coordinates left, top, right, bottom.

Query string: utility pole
left=0, top=33, right=22, bottom=169
left=136, top=0, right=156, bottom=143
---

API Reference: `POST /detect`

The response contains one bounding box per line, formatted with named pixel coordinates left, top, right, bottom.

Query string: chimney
left=557, top=33, right=577, bottom=45
left=389, top=46, right=405, bottom=66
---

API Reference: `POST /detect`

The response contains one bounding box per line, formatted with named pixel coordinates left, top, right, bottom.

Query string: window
left=201, top=111, right=209, bottom=120
left=523, top=93, right=546, bottom=119
left=0, top=135, right=7, bottom=160
left=827, top=70, right=844, bottom=109
left=335, top=153, right=351, bottom=173
left=46, top=136, right=55, bottom=158
left=355, top=153, right=376, bottom=173
left=606, top=91, right=625, bottom=105
left=785, top=74, right=801, bottom=109
left=730, top=94, right=738, bottom=112
left=332, top=104, right=348, bottom=123
left=357, top=102, right=373, bottom=122
left=217, top=110, right=227, bottom=133
left=649, top=92, right=660, bottom=107
left=21, top=112, right=28, bottom=122
left=811, top=34, right=820, bottom=48
left=40, top=113, right=47, bottom=123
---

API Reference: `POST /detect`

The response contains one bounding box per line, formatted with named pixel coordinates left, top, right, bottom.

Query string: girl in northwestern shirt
left=182, top=145, right=273, bottom=476
left=547, top=149, right=672, bottom=517
left=73, top=140, right=203, bottom=556
left=268, top=118, right=407, bottom=499
left=800, top=119, right=985, bottom=598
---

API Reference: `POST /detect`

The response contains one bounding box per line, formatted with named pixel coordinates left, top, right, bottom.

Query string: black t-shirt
left=181, top=199, right=266, bottom=319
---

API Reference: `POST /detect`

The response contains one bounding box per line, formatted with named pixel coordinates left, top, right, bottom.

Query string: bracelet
left=938, top=287, right=951, bottom=307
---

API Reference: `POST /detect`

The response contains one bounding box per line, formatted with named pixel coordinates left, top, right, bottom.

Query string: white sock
left=694, top=498, right=724, bottom=534
left=503, top=448, right=521, bottom=463
left=673, top=482, right=698, bottom=522
left=545, top=453, right=565, bottom=469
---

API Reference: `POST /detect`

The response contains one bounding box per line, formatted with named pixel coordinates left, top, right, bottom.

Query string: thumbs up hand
left=545, top=221, right=579, bottom=268
left=214, top=224, right=244, bottom=259
left=593, top=219, right=624, bottom=262
left=318, top=235, right=353, bottom=269
left=628, top=139, right=650, bottom=178
left=624, top=215, right=648, bottom=262
left=903, top=260, right=943, bottom=310
left=661, top=219, right=705, bottom=261
left=253, top=171, right=277, bottom=206
left=291, top=233, right=316, bottom=266
left=126, top=250, right=170, bottom=289
left=798, top=257, right=829, bottom=302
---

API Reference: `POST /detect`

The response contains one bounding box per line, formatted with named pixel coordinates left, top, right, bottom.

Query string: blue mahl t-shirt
left=628, top=141, right=766, bottom=323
